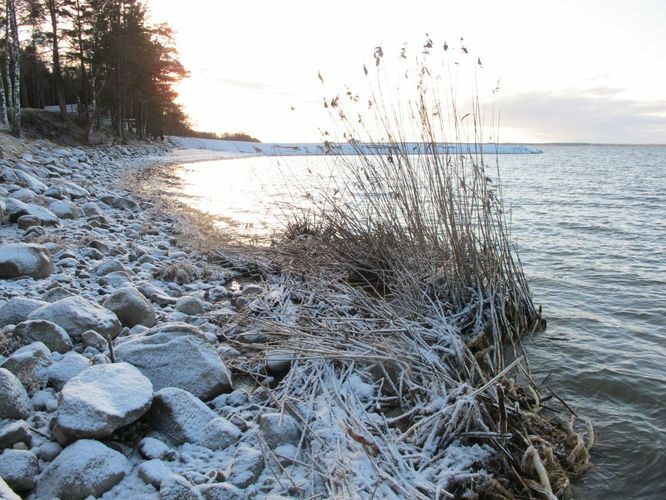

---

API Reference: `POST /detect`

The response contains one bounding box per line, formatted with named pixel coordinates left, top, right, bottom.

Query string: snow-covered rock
left=28, top=295, right=122, bottom=339
left=175, top=296, right=205, bottom=315
left=139, top=282, right=177, bottom=306
left=196, top=482, right=244, bottom=500
left=98, top=270, right=134, bottom=289
left=8, top=188, right=36, bottom=203
left=53, top=362, right=153, bottom=444
left=0, top=420, right=31, bottom=449
left=258, top=413, right=301, bottom=449
left=45, top=350, right=90, bottom=390
left=0, top=449, right=39, bottom=492
left=0, top=368, right=31, bottom=420
left=103, top=286, right=156, bottom=328
left=138, top=436, right=174, bottom=460
left=0, top=297, right=47, bottom=327
left=0, top=244, right=53, bottom=280
left=159, top=474, right=201, bottom=499
left=227, top=445, right=264, bottom=488
left=81, top=201, right=103, bottom=216
left=14, top=319, right=72, bottom=353
left=81, top=329, right=108, bottom=351
left=36, top=441, right=62, bottom=462
left=34, top=439, right=129, bottom=500
left=100, top=195, right=140, bottom=211
left=148, top=387, right=241, bottom=451
left=50, top=179, right=90, bottom=199
left=0, top=342, right=51, bottom=392
left=48, top=200, right=83, bottom=220
left=115, top=323, right=232, bottom=400
left=17, top=215, right=41, bottom=229
left=12, top=169, right=47, bottom=192
left=43, top=185, right=67, bottom=200
left=93, top=258, right=128, bottom=276
left=5, top=199, right=59, bottom=226
left=137, top=459, right=172, bottom=488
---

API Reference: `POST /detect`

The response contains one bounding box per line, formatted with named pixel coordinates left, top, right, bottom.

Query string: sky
left=147, top=0, right=666, bottom=144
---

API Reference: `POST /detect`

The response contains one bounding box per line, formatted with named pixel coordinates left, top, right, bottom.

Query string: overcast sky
left=147, top=0, right=666, bottom=144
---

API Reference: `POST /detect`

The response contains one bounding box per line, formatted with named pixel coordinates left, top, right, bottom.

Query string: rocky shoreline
left=0, top=138, right=294, bottom=499
left=0, top=136, right=590, bottom=499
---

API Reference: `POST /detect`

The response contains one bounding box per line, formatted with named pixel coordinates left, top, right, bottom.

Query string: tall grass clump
left=220, top=37, right=591, bottom=499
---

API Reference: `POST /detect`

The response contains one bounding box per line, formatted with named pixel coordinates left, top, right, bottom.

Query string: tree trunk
left=74, top=0, right=89, bottom=122
left=7, top=0, right=21, bottom=138
left=0, top=24, right=9, bottom=129
left=4, top=15, right=13, bottom=123
left=47, top=0, right=68, bottom=121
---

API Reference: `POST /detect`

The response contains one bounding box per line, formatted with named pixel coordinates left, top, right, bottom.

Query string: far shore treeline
left=0, top=0, right=224, bottom=142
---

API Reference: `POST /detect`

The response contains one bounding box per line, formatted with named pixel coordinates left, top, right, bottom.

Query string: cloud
left=496, top=88, right=666, bottom=143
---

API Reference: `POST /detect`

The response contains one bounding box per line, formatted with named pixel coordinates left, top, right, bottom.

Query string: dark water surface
left=174, top=146, right=666, bottom=498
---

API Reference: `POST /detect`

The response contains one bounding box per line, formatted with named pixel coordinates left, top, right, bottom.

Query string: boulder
left=51, top=180, right=90, bottom=199
left=88, top=239, right=110, bottom=253
left=98, top=270, right=134, bottom=289
left=175, top=296, right=205, bottom=315
left=1, top=342, right=51, bottom=392
left=196, top=483, right=244, bottom=500
left=48, top=200, right=83, bottom=220
left=41, top=285, right=75, bottom=303
left=139, top=282, right=177, bottom=306
left=0, top=368, right=31, bottom=419
left=115, top=323, right=232, bottom=400
left=16, top=215, right=41, bottom=229
left=0, top=450, right=39, bottom=492
left=103, top=287, right=156, bottom=328
left=43, top=185, right=67, bottom=200
left=31, top=389, right=58, bottom=412
left=159, top=475, right=201, bottom=500
left=45, top=350, right=91, bottom=390
left=0, top=420, right=31, bottom=449
left=8, top=188, right=36, bottom=203
left=36, top=441, right=62, bottom=462
left=0, top=166, right=19, bottom=183
left=81, top=330, right=108, bottom=351
left=0, top=244, right=53, bottom=280
left=53, top=363, right=153, bottom=444
left=5, top=199, right=59, bottom=226
left=29, top=295, right=122, bottom=340
left=258, top=413, right=301, bottom=449
left=12, top=169, right=47, bottom=192
left=0, top=297, right=47, bottom=327
left=148, top=387, right=241, bottom=451
left=137, top=459, right=172, bottom=488
left=227, top=446, right=264, bottom=488
left=94, top=258, right=128, bottom=276
left=81, top=201, right=103, bottom=216
left=14, top=320, right=72, bottom=353
left=34, top=439, right=129, bottom=500
left=100, top=195, right=139, bottom=211
left=138, top=437, right=173, bottom=460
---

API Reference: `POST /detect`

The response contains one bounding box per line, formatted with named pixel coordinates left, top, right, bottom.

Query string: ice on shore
left=169, top=135, right=543, bottom=156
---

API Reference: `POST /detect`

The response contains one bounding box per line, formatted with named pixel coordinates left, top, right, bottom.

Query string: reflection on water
left=174, top=146, right=666, bottom=499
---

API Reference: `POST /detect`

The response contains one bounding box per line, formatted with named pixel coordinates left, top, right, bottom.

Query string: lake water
left=173, top=146, right=666, bottom=499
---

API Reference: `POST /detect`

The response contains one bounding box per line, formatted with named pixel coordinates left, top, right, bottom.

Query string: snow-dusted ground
left=169, top=136, right=543, bottom=156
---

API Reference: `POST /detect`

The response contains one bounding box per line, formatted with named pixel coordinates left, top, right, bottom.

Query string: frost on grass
left=215, top=38, right=588, bottom=498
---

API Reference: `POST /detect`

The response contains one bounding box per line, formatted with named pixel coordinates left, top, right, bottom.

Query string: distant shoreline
left=169, top=136, right=543, bottom=156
